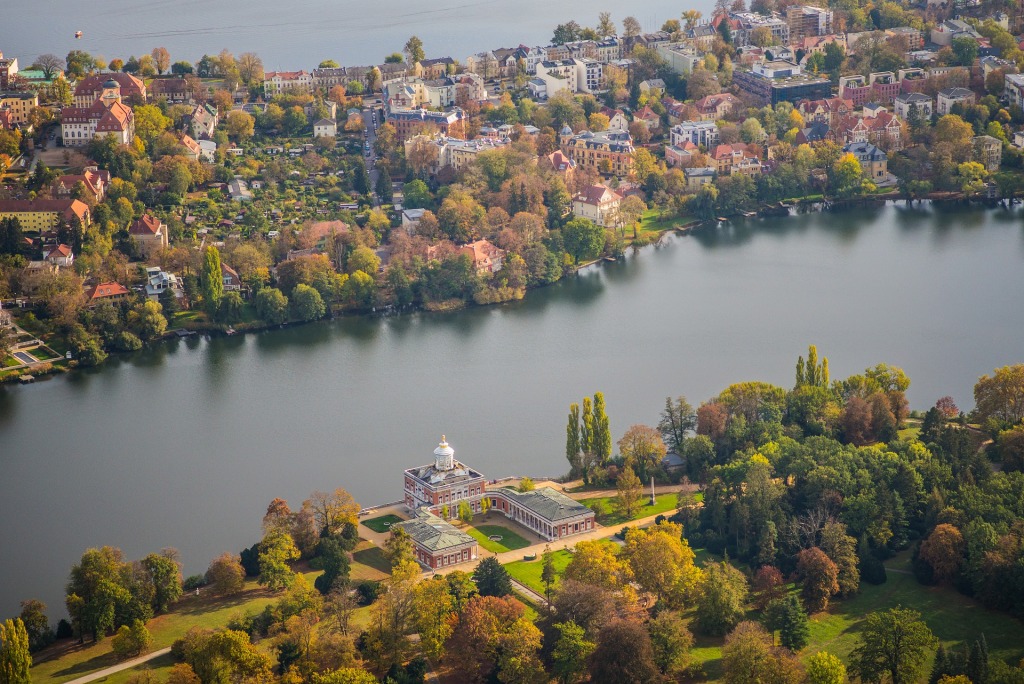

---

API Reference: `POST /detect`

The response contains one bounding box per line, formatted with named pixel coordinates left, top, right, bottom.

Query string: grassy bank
left=32, top=542, right=392, bottom=684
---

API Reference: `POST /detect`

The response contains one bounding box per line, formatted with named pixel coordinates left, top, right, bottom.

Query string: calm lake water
left=3, top=203, right=1024, bottom=619
left=1, top=0, right=709, bottom=72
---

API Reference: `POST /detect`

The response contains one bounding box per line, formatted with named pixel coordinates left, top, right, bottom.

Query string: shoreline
left=3, top=196, right=1016, bottom=388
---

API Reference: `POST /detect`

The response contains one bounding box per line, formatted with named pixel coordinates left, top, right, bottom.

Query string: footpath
left=62, top=647, right=172, bottom=684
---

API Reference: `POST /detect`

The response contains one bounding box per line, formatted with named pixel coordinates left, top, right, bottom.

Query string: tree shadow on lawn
left=53, top=651, right=119, bottom=678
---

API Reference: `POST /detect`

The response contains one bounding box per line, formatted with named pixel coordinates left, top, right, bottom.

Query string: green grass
left=465, top=523, right=532, bottom=553
left=805, top=555, right=1024, bottom=667
left=585, top=492, right=680, bottom=526
left=505, top=540, right=621, bottom=595
left=30, top=576, right=286, bottom=684
left=351, top=545, right=391, bottom=578
left=681, top=553, right=1024, bottom=680
left=87, top=652, right=176, bottom=684
left=505, top=549, right=573, bottom=595
left=361, top=514, right=404, bottom=533
left=637, top=208, right=695, bottom=237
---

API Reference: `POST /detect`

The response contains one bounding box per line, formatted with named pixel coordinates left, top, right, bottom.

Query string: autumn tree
left=403, top=36, right=425, bottom=65
left=141, top=552, right=182, bottom=613
left=445, top=595, right=544, bottom=684
left=237, top=52, right=264, bottom=85
left=413, top=578, right=455, bottom=661
left=820, top=521, right=860, bottom=597
left=111, top=620, right=152, bottom=660
left=850, top=607, right=937, bottom=684
left=918, top=523, right=965, bottom=584
left=797, top=547, right=839, bottom=613
left=648, top=610, right=694, bottom=676
left=257, top=529, right=300, bottom=591
left=205, top=553, right=245, bottom=595
left=303, top=488, right=360, bottom=538
left=151, top=47, right=170, bottom=75
left=618, top=424, right=667, bottom=483
left=563, top=540, right=631, bottom=590
left=0, top=618, right=31, bottom=684
left=752, top=566, right=785, bottom=610
left=695, top=560, right=748, bottom=636
left=974, top=364, right=1024, bottom=425
left=806, top=651, right=847, bottom=684
left=624, top=522, right=703, bottom=607
left=587, top=619, right=660, bottom=684
left=722, top=621, right=804, bottom=684
left=614, top=466, right=643, bottom=520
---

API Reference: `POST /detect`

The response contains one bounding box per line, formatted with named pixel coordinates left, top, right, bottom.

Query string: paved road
left=362, top=104, right=380, bottom=203
left=63, top=647, right=172, bottom=684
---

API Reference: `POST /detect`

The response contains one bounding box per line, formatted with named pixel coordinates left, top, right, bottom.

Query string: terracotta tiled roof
left=73, top=73, right=145, bottom=99
left=86, top=281, right=129, bottom=300
left=47, top=244, right=73, bottom=258
left=129, top=214, right=163, bottom=235
left=0, top=199, right=90, bottom=223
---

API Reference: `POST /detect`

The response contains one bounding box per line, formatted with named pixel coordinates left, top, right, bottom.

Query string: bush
left=183, top=574, right=206, bottom=591
left=111, top=330, right=143, bottom=352
left=55, top=619, right=73, bottom=639
left=616, top=525, right=633, bottom=540
left=356, top=580, right=382, bottom=605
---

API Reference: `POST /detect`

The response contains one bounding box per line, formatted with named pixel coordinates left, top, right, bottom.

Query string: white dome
left=434, top=435, right=455, bottom=471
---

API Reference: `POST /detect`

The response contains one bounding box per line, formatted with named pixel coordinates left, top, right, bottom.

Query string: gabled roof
left=46, top=244, right=73, bottom=258
left=575, top=183, right=621, bottom=205
left=129, top=214, right=163, bottom=235
left=86, top=281, right=129, bottom=300
left=395, top=510, right=475, bottom=552
left=500, top=487, right=593, bottom=522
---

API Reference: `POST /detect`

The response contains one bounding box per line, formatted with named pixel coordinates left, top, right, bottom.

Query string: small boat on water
left=225, top=327, right=237, bottom=336
left=75, top=31, right=83, bottom=39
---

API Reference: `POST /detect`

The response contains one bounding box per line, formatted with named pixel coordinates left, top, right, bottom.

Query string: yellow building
left=560, top=128, right=634, bottom=178
left=0, top=91, right=38, bottom=125
left=0, top=199, right=91, bottom=233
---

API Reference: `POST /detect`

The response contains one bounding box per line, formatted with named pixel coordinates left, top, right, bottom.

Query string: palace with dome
left=397, top=436, right=596, bottom=570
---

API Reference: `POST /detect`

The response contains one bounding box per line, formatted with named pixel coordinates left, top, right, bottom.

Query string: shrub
left=183, top=574, right=206, bottom=591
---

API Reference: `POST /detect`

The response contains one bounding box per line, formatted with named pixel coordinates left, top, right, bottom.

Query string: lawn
left=30, top=576, right=288, bottom=684
left=28, top=562, right=395, bottom=684
left=805, top=554, right=1024, bottom=667
left=636, top=208, right=696, bottom=238
left=351, top=543, right=391, bottom=579
left=505, top=549, right=573, bottom=595
left=465, top=523, right=532, bottom=553
left=505, top=540, right=621, bottom=595
left=681, top=553, right=1024, bottom=680
left=361, top=514, right=405, bottom=533
left=585, top=492, right=681, bottom=526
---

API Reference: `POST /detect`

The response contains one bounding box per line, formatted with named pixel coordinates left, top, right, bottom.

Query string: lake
left=2, top=202, right=1024, bottom=619
left=1, top=0, right=710, bottom=73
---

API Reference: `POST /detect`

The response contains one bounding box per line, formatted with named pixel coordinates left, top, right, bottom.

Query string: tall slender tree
left=0, top=618, right=31, bottom=684
left=580, top=397, right=594, bottom=483
left=566, top=403, right=581, bottom=477
left=593, top=392, right=611, bottom=465
left=199, top=246, right=223, bottom=313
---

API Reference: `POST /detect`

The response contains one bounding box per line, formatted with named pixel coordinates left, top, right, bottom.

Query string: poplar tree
left=0, top=618, right=31, bottom=684
left=581, top=397, right=594, bottom=483
left=566, top=403, right=580, bottom=477
left=199, top=246, right=223, bottom=313
left=593, top=392, right=611, bottom=465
